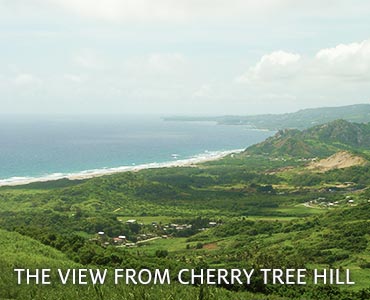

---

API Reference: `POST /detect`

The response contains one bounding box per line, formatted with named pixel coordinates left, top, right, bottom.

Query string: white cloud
left=5, top=0, right=357, bottom=22
left=125, top=53, right=187, bottom=75
left=40, top=0, right=283, bottom=22
left=313, top=39, right=370, bottom=80
left=63, top=74, right=85, bottom=83
left=233, top=39, right=370, bottom=111
left=237, top=51, right=301, bottom=83
left=73, top=49, right=104, bottom=69
left=147, top=53, right=186, bottom=72
left=238, top=39, right=370, bottom=84
left=13, top=73, right=43, bottom=86
left=192, top=84, right=212, bottom=98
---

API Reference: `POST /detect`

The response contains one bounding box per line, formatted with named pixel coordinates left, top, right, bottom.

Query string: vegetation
left=0, top=119, right=369, bottom=299
left=246, top=119, right=370, bottom=158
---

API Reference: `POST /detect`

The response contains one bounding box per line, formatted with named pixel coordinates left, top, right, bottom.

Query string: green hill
left=0, top=229, right=78, bottom=300
left=246, top=119, right=370, bottom=157
left=0, top=229, right=74, bottom=267
left=304, top=119, right=370, bottom=147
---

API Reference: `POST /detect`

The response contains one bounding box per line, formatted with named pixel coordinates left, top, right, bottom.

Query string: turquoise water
left=0, top=115, right=273, bottom=181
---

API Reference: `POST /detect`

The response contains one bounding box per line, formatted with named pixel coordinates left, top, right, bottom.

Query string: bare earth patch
left=203, top=243, right=218, bottom=250
left=307, top=151, right=367, bottom=172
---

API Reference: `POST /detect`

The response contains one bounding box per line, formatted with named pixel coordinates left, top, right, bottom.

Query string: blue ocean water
left=0, top=115, right=273, bottom=181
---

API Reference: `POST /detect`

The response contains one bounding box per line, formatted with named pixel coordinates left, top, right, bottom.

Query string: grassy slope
left=0, top=229, right=286, bottom=300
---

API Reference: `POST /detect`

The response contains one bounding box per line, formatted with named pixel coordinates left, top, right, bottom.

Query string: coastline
left=0, top=149, right=243, bottom=188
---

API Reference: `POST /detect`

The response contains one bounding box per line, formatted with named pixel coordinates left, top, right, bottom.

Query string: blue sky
left=1, top=0, right=370, bottom=115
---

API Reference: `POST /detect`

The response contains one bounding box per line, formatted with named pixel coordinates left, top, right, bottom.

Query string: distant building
left=113, top=236, right=126, bottom=245
left=126, top=219, right=137, bottom=224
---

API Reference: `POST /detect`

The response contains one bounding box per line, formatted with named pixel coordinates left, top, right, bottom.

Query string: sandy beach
left=0, top=149, right=243, bottom=187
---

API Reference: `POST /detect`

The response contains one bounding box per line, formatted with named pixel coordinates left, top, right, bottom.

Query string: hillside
left=1, top=230, right=264, bottom=300
left=164, top=104, right=370, bottom=130
left=0, top=229, right=75, bottom=270
left=0, top=229, right=76, bottom=299
left=246, top=119, right=370, bottom=158
left=303, top=119, right=370, bottom=147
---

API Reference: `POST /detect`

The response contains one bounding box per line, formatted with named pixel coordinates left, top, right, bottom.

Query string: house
left=97, top=232, right=107, bottom=240
left=113, top=236, right=126, bottom=245
left=126, top=219, right=137, bottom=224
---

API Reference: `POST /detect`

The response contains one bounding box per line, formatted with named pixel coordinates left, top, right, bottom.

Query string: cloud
left=63, top=74, right=85, bottom=83
left=13, top=73, right=43, bottom=86
left=147, top=53, right=186, bottom=72
left=125, top=53, right=187, bottom=76
left=37, top=0, right=281, bottom=22
left=73, top=49, right=104, bottom=69
left=238, top=39, right=370, bottom=84
left=237, top=51, right=301, bottom=83
left=192, top=84, right=212, bottom=98
left=313, top=39, right=370, bottom=80
left=233, top=39, right=370, bottom=111
left=5, top=0, right=361, bottom=23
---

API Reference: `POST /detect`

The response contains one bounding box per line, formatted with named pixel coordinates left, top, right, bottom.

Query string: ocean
left=0, top=115, right=273, bottom=184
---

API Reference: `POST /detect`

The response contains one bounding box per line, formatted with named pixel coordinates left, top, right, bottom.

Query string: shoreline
left=0, top=149, right=243, bottom=188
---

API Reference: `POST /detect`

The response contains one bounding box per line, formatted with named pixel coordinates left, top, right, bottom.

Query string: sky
left=1, top=0, right=370, bottom=115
